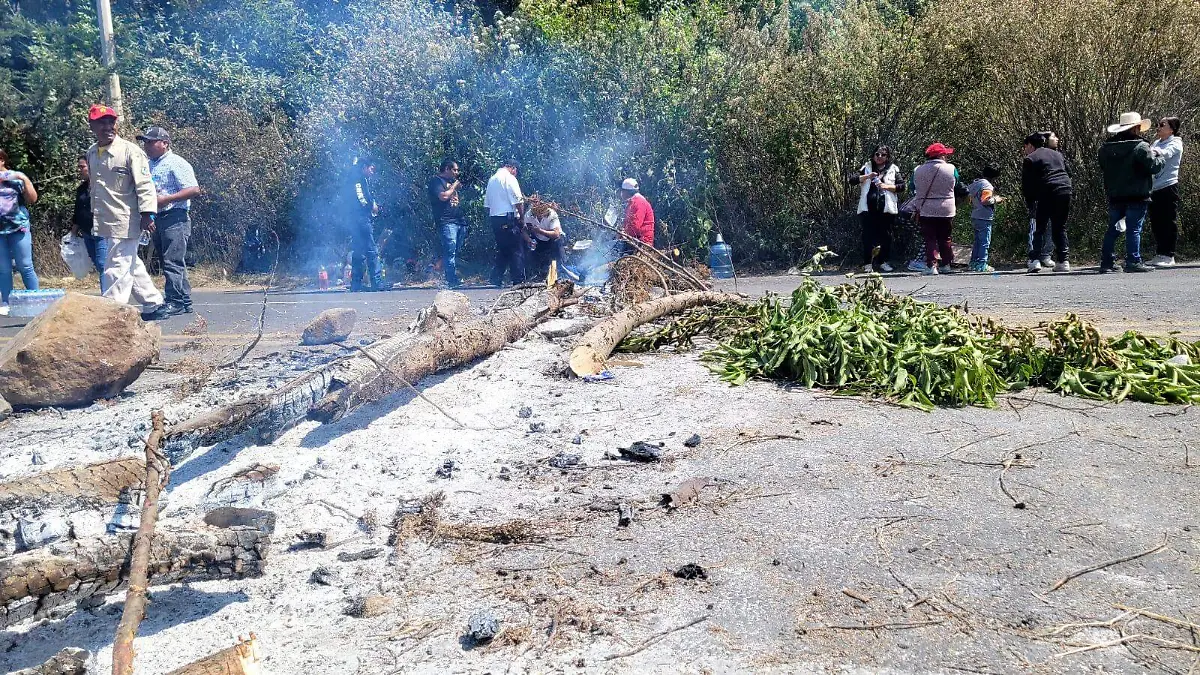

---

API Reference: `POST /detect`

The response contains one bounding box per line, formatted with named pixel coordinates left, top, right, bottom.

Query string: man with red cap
left=910, top=142, right=961, bottom=275
left=85, top=104, right=167, bottom=320
left=619, top=178, right=655, bottom=247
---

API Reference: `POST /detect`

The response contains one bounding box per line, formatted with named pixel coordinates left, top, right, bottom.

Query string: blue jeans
left=349, top=219, right=384, bottom=291
left=83, top=233, right=109, bottom=293
left=439, top=220, right=468, bottom=286
left=0, top=229, right=38, bottom=303
left=1102, top=201, right=1148, bottom=268
left=970, top=218, right=992, bottom=266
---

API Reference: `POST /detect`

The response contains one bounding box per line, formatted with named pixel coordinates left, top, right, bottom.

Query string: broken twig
left=1047, top=535, right=1169, bottom=593
left=600, top=615, right=709, bottom=661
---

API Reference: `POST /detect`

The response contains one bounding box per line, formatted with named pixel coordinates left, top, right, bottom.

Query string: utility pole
left=94, top=0, right=125, bottom=121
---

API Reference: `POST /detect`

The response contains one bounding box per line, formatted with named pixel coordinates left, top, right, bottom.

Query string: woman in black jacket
left=1021, top=131, right=1074, bottom=273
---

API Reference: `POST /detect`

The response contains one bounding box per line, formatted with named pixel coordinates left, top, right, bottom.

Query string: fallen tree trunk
left=0, top=524, right=271, bottom=629
left=0, top=457, right=146, bottom=513
left=569, top=291, right=740, bottom=377
left=163, top=283, right=574, bottom=457
left=112, top=411, right=169, bottom=675
left=12, top=648, right=91, bottom=675
left=311, top=281, right=575, bottom=422
left=167, top=634, right=263, bottom=675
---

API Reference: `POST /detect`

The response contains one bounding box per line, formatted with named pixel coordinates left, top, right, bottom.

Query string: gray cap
left=136, top=126, right=171, bottom=143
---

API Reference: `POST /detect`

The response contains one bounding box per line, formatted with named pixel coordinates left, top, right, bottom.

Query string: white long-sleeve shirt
left=1151, top=135, right=1183, bottom=192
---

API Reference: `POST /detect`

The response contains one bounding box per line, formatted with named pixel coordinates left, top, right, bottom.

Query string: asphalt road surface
left=1, top=264, right=1198, bottom=349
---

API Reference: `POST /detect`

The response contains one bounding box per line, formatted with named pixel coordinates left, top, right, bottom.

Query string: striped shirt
left=149, top=151, right=198, bottom=211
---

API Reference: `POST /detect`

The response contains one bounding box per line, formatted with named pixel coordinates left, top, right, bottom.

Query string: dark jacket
left=73, top=182, right=93, bottom=235
left=1098, top=138, right=1164, bottom=202
left=1021, top=148, right=1073, bottom=204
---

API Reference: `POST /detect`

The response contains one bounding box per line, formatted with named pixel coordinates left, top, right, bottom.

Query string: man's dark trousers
left=490, top=215, right=524, bottom=286
left=350, top=218, right=384, bottom=291
left=153, top=208, right=192, bottom=310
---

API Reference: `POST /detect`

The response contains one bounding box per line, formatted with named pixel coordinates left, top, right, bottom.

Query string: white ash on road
left=2, top=299, right=1199, bottom=674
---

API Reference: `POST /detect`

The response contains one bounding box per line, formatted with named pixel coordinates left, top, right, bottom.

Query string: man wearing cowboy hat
left=1098, top=112, right=1165, bottom=273
left=618, top=178, right=655, bottom=247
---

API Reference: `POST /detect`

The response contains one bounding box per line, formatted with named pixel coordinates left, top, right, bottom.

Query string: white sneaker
left=924, top=265, right=939, bottom=276
left=1149, top=255, right=1175, bottom=267
left=862, top=264, right=874, bottom=273
left=1027, top=260, right=1042, bottom=273
left=879, top=262, right=894, bottom=272
left=0, top=303, right=7, bottom=317
left=938, top=265, right=952, bottom=275
left=907, top=259, right=929, bottom=272
left=1054, top=261, right=1071, bottom=273
left=1041, top=256, right=1054, bottom=269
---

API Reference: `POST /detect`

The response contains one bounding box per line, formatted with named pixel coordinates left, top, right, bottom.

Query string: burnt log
left=0, top=525, right=271, bottom=629
left=0, top=457, right=146, bottom=513
left=12, top=648, right=91, bottom=675
left=163, top=283, right=574, bottom=458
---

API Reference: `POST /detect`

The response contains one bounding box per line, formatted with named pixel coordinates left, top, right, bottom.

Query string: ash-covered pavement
left=0, top=268, right=1198, bottom=674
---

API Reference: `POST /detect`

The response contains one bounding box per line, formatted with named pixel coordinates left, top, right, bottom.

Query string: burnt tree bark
left=12, top=648, right=91, bottom=675
left=163, top=283, right=575, bottom=457
left=569, top=291, right=740, bottom=377
left=0, top=525, right=270, bottom=629
left=0, top=457, right=145, bottom=513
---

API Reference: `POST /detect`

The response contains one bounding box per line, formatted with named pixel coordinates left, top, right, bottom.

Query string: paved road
left=2, top=264, right=1198, bottom=347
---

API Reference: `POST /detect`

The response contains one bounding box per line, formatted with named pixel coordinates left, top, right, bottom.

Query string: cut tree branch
left=112, top=411, right=169, bottom=675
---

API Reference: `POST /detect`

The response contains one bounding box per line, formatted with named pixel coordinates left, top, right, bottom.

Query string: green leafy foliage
left=619, top=279, right=1200, bottom=409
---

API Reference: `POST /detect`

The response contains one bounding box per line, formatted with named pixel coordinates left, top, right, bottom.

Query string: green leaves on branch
left=618, top=278, right=1200, bottom=410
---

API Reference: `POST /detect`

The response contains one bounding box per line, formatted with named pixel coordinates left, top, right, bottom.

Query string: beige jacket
left=87, top=136, right=157, bottom=239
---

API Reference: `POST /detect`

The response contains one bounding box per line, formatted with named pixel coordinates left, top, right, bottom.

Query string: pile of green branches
left=617, top=278, right=1200, bottom=410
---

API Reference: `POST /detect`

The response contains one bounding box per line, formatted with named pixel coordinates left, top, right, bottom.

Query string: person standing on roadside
left=85, top=105, right=167, bottom=320
left=1148, top=117, right=1183, bottom=267
left=967, top=164, right=1004, bottom=272
left=139, top=127, right=199, bottom=314
left=911, top=143, right=959, bottom=275
left=71, top=154, right=107, bottom=290
left=1098, top=112, right=1165, bottom=273
left=855, top=145, right=901, bottom=272
left=348, top=156, right=387, bottom=292
left=618, top=178, right=655, bottom=249
left=428, top=159, right=468, bottom=288
left=485, top=159, right=525, bottom=287
left=1021, top=131, right=1074, bottom=272
left=0, top=149, right=39, bottom=314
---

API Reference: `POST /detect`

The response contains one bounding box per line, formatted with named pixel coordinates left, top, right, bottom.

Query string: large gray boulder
left=301, top=308, right=358, bottom=345
left=0, top=293, right=160, bottom=408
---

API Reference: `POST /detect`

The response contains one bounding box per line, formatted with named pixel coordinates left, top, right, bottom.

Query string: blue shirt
left=149, top=151, right=198, bottom=212
left=0, top=172, right=31, bottom=234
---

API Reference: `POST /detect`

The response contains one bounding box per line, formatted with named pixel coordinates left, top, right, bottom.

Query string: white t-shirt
left=485, top=168, right=523, bottom=216
left=524, top=209, right=562, bottom=241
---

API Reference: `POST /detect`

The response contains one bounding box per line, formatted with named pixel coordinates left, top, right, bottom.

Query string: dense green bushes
left=1, top=0, right=1197, bottom=278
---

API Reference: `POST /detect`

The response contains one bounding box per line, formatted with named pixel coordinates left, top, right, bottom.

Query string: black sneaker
left=1125, top=262, right=1154, bottom=273
left=1098, top=263, right=1117, bottom=274
left=165, top=303, right=191, bottom=316
left=140, top=304, right=170, bottom=321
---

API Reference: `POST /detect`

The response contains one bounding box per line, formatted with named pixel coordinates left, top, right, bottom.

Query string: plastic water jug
left=9, top=289, right=66, bottom=318
left=709, top=233, right=735, bottom=279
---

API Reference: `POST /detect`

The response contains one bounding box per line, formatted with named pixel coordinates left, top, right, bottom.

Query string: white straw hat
left=1106, top=112, right=1152, bottom=134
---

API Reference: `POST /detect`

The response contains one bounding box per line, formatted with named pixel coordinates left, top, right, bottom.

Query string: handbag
left=899, top=165, right=940, bottom=224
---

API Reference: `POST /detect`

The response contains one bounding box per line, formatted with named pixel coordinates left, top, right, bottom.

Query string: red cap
left=924, top=142, right=954, bottom=158
left=88, top=104, right=118, bottom=121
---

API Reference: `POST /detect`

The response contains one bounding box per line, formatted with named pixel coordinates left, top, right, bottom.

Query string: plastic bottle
left=709, top=232, right=735, bottom=279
